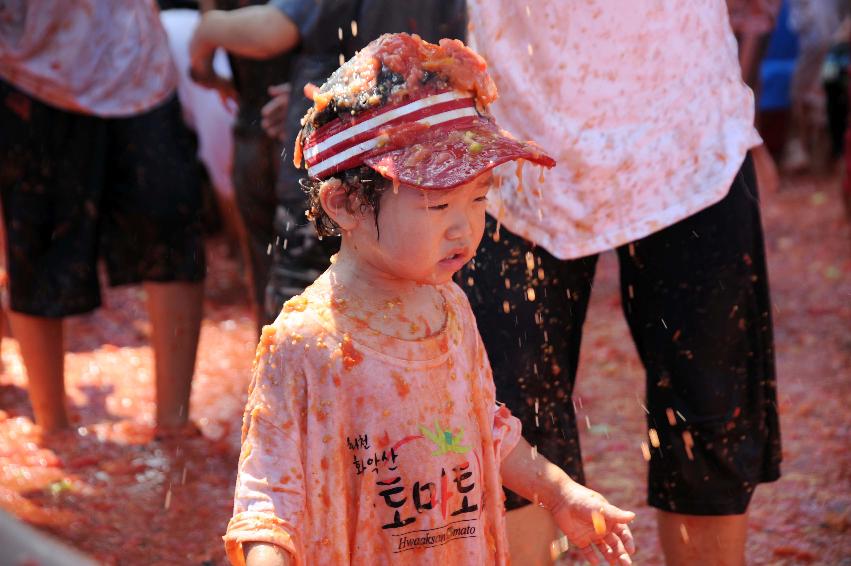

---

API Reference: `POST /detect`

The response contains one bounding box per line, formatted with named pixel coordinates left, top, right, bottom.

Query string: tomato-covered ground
left=0, top=171, right=848, bottom=565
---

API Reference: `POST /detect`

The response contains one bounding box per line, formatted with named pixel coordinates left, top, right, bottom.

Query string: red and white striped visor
left=302, top=89, right=555, bottom=190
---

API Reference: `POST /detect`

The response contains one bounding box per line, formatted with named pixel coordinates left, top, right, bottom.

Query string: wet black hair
left=303, top=165, right=390, bottom=238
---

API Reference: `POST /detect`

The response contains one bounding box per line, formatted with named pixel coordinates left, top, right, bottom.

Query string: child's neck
left=323, top=244, right=447, bottom=341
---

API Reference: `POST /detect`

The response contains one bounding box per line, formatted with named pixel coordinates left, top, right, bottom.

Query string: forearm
left=245, top=541, right=293, bottom=566
left=500, top=437, right=575, bottom=511
left=195, top=6, right=299, bottom=59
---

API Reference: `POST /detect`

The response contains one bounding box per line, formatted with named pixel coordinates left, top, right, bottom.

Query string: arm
left=501, top=437, right=636, bottom=566
left=191, top=6, right=300, bottom=60
left=188, top=5, right=299, bottom=91
left=245, top=542, right=293, bottom=566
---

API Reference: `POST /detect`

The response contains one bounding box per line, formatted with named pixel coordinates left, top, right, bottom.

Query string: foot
left=782, top=138, right=810, bottom=173
left=154, top=420, right=203, bottom=442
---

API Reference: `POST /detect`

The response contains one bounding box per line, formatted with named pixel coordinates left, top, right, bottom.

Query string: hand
left=188, top=22, right=218, bottom=87
left=261, top=83, right=292, bottom=142
left=549, top=481, right=636, bottom=565
left=188, top=21, right=238, bottom=106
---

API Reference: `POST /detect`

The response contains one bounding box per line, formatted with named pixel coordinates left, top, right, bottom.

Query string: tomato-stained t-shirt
left=467, top=0, right=763, bottom=260
left=224, top=279, right=522, bottom=565
left=0, top=0, right=176, bottom=117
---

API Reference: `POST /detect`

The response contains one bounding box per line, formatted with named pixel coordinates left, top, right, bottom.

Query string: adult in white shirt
left=462, top=2, right=781, bottom=564
left=0, top=0, right=205, bottom=436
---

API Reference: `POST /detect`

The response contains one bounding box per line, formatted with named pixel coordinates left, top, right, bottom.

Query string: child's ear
left=319, top=179, right=360, bottom=232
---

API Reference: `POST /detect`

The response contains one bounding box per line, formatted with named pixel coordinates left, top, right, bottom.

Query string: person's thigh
left=617, top=154, right=781, bottom=515
left=101, top=95, right=206, bottom=286
left=458, top=215, right=597, bottom=509
left=505, top=503, right=560, bottom=564
left=0, top=80, right=105, bottom=316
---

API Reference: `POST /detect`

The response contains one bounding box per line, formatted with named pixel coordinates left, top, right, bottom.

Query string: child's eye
left=474, top=195, right=488, bottom=203
left=427, top=203, right=449, bottom=211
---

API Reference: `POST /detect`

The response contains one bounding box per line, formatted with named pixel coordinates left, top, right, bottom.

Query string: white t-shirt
left=469, top=0, right=762, bottom=259
left=0, top=0, right=177, bottom=117
left=160, top=9, right=236, bottom=198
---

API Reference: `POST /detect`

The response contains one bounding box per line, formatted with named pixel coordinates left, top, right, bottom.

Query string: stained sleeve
left=491, top=401, right=522, bottom=462
left=223, top=339, right=308, bottom=566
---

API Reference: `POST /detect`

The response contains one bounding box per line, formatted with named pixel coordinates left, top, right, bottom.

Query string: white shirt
left=469, top=0, right=762, bottom=259
left=0, top=0, right=177, bottom=117
left=160, top=9, right=235, bottom=198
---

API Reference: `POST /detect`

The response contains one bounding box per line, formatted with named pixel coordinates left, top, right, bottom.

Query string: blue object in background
left=759, top=0, right=799, bottom=111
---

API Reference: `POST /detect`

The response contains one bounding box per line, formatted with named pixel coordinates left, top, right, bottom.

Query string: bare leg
left=751, top=144, right=780, bottom=194
left=7, top=313, right=68, bottom=432
left=505, top=504, right=560, bottom=566
left=658, top=510, right=747, bottom=566
left=144, top=281, right=203, bottom=430
left=219, top=194, right=262, bottom=335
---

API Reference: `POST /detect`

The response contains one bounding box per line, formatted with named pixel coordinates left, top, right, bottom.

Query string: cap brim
left=363, top=117, right=555, bottom=190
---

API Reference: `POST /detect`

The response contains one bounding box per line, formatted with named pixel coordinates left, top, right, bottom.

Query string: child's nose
left=447, top=212, right=474, bottom=241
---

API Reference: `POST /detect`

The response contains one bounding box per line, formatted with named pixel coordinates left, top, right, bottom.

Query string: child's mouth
left=439, top=250, right=469, bottom=270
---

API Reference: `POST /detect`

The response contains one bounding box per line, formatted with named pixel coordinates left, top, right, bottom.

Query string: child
left=224, top=33, right=636, bottom=566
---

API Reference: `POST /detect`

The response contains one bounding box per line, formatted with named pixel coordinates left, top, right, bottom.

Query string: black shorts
left=460, top=155, right=781, bottom=515
left=0, top=81, right=206, bottom=317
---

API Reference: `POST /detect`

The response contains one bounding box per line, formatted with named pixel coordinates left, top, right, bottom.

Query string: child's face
left=349, top=173, right=491, bottom=285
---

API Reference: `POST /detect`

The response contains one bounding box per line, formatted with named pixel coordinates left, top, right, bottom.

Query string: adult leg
left=504, top=503, right=560, bottom=565
left=232, top=124, right=280, bottom=333
left=784, top=0, right=838, bottom=172
left=617, top=155, right=781, bottom=565
left=145, top=281, right=203, bottom=429
left=6, top=314, right=67, bottom=431
left=657, top=511, right=748, bottom=566
left=0, top=81, right=106, bottom=432
left=458, top=215, right=598, bottom=563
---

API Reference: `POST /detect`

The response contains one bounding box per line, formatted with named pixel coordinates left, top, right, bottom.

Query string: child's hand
left=549, top=481, right=636, bottom=565
left=501, top=438, right=636, bottom=564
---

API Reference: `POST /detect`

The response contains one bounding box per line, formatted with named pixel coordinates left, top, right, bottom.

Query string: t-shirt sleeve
left=268, top=0, right=319, bottom=38
left=491, top=401, right=522, bottom=461
left=224, top=333, right=307, bottom=566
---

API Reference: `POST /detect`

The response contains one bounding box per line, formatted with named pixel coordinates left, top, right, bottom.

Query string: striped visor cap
left=302, top=89, right=555, bottom=190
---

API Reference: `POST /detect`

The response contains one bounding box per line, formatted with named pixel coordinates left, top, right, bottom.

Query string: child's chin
left=407, top=271, right=451, bottom=286
left=426, top=271, right=458, bottom=285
